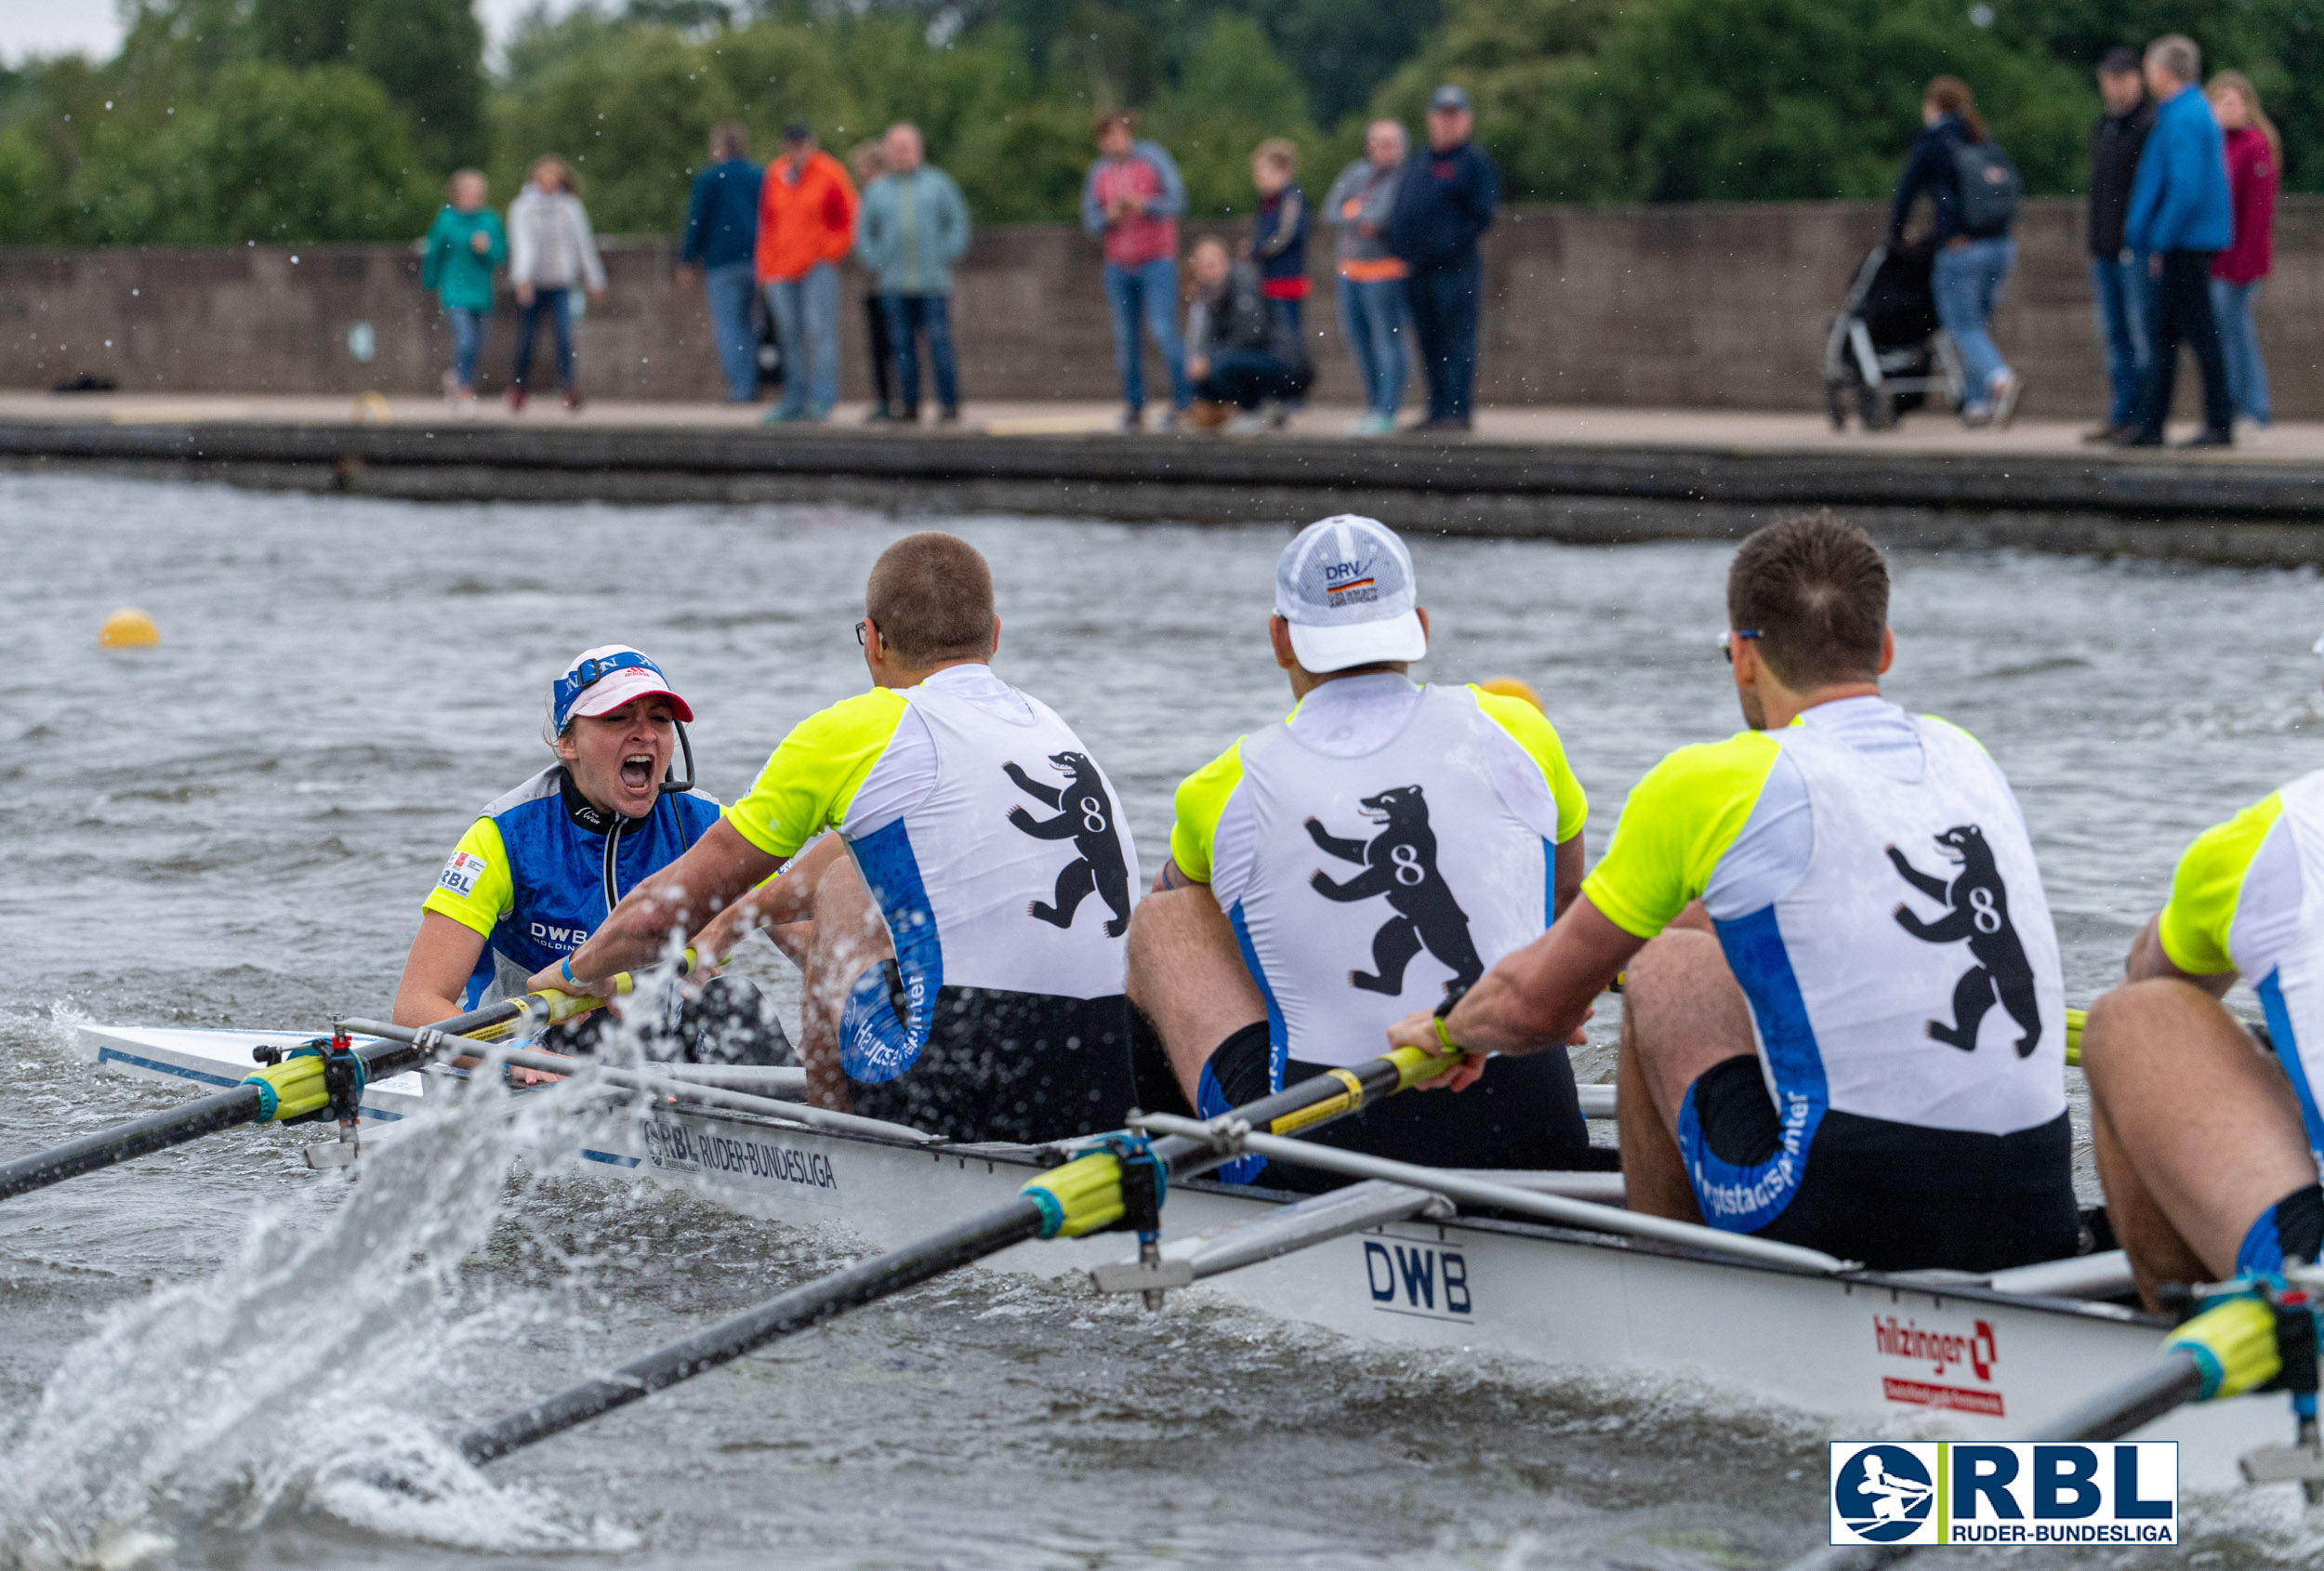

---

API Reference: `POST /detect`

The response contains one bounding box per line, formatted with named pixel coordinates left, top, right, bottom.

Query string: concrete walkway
left=2, top=391, right=2314, bottom=465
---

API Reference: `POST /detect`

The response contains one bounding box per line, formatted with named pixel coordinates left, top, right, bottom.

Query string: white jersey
left=1196, top=680, right=1579, bottom=1069
left=1748, top=717, right=2067, bottom=1136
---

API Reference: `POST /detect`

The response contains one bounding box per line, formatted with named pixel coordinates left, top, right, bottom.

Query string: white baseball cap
left=548, top=645, right=693, bottom=736
left=1274, top=514, right=1427, bottom=673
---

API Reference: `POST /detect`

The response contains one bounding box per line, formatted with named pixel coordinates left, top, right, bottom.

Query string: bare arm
left=2124, top=912, right=2238, bottom=998
left=534, top=818, right=783, bottom=990
left=1552, top=830, right=1584, bottom=919
left=393, top=912, right=490, bottom=1026
left=690, top=833, right=843, bottom=967
left=1388, top=894, right=1645, bottom=1070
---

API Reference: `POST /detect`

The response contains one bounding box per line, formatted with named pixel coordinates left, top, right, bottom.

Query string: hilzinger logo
left=1875, top=1314, right=2004, bottom=1416
left=1829, top=1443, right=2176, bottom=1546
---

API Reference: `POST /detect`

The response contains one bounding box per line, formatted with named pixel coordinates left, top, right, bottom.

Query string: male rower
left=2080, top=671, right=2324, bottom=1307
left=1390, top=513, right=2079, bottom=1272
left=1129, top=514, right=1594, bottom=1186
left=535, top=533, right=1142, bottom=1143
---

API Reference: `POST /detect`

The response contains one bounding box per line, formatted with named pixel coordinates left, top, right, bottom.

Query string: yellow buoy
left=99, top=608, right=159, bottom=649
left=1476, top=675, right=1543, bottom=712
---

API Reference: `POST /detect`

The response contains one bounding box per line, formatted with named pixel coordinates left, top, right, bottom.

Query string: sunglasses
left=1721, top=629, right=1763, bottom=665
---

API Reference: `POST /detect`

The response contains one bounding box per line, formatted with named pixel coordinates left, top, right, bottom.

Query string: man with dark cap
left=1385, top=86, right=1498, bottom=434
left=2084, top=48, right=2155, bottom=443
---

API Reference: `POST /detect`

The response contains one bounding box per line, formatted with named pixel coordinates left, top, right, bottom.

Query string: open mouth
left=620, top=753, right=654, bottom=791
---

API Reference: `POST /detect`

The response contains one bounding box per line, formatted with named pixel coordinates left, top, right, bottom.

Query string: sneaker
left=2080, top=423, right=2121, bottom=445
left=1118, top=407, right=1143, bottom=431
left=864, top=401, right=892, bottom=423
left=1959, top=404, right=1993, bottom=429
left=936, top=406, right=960, bottom=426
left=808, top=403, right=833, bottom=423
left=507, top=385, right=528, bottom=413
left=1157, top=407, right=1186, bottom=431
left=2109, top=427, right=2163, bottom=448
left=1989, top=371, right=2023, bottom=429
left=2176, top=428, right=2233, bottom=449
left=1361, top=413, right=1398, bottom=436
left=1183, top=401, right=1233, bottom=431
left=763, top=405, right=806, bottom=425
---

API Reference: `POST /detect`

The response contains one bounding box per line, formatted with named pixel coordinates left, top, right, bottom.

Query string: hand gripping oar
left=1782, top=1283, right=2300, bottom=1571
left=456, top=1037, right=1461, bottom=1466
left=0, top=986, right=620, bottom=1203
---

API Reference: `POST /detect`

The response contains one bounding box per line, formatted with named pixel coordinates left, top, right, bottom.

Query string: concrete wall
left=5, top=196, right=2319, bottom=417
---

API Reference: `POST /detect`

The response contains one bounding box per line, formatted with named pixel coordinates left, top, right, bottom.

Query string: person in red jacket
left=757, top=123, right=860, bottom=424
left=2206, top=71, right=2278, bottom=431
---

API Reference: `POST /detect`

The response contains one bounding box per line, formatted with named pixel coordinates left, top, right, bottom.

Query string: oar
left=1780, top=1290, right=2284, bottom=1571
left=456, top=1036, right=1461, bottom=1465
left=0, top=986, right=619, bottom=1203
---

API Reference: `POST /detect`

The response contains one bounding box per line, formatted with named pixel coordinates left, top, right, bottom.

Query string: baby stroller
left=1822, top=243, right=1964, bottom=430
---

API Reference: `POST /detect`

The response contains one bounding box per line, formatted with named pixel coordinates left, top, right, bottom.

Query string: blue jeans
left=1103, top=257, right=1190, bottom=414
left=2209, top=278, right=2271, bottom=426
left=767, top=262, right=840, bottom=417
left=703, top=260, right=759, bottom=403
left=444, top=307, right=487, bottom=390
left=1406, top=258, right=1481, bottom=422
left=510, top=288, right=574, bottom=390
left=1932, top=237, right=2015, bottom=408
left=881, top=294, right=958, bottom=413
left=2089, top=255, right=2150, bottom=428
left=1337, top=274, right=1408, bottom=416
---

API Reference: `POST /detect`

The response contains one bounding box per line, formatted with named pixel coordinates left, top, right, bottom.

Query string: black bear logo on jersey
left=1887, top=824, right=2042, bottom=1057
left=1005, top=752, right=1132, bottom=937
left=1307, top=784, right=1485, bottom=997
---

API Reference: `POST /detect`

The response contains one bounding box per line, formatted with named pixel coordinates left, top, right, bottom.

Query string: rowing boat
left=68, top=1021, right=2296, bottom=1494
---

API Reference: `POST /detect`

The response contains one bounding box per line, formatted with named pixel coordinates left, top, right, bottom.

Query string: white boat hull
left=72, top=1024, right=2296, bottom=1493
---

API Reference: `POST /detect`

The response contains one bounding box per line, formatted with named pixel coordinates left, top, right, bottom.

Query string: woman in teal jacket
left=421, top=169, right=509, bottom=416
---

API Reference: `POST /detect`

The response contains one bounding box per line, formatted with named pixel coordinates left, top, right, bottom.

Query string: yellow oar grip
left=1021, top=1149, right=1127, bottom=1239
left=2067, top=1006, right=2084, bottom=1067
left=1390, top=1040, right=1465, bottom=1092
left=243, top=1054, right=331, bottom=1123
left=2163, top=1293, right=2280, bottom=1401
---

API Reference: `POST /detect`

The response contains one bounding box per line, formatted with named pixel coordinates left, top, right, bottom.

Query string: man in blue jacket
left=2116, top=35, right=2234, bottom=448
left=1386, top=86, right=1498, bottom=434
left=681, top=124, right=765, bottom=404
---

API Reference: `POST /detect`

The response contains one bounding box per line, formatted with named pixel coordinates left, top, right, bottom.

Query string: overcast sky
left=0, top=0, right=573, bottom=65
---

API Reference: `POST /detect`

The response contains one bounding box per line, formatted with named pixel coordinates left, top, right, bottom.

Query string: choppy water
left=3, top=469, right=2321, bottom=1569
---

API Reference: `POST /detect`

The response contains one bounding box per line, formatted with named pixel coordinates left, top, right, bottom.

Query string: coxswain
left=534, top=534, right=1142, bottom=1142
left=1128, top=515, right=1595, bottom=1186
left=2080, top=642, right=2324, bottom=1306
left=394, top=645, right=788, bottom=1063
left=1390, top=513, right=2078, bottom=1272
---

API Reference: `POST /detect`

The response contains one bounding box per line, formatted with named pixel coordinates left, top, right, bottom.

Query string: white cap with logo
left=1274, top=514, right=1427, bottom=673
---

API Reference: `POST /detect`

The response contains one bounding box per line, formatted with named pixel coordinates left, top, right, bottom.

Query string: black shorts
left=1683, top=1053, right=2080, bottom=1274
left=843, top=968, right=1140, bottom=1145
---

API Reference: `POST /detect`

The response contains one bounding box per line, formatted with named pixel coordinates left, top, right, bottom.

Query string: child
left=420, top=169, right=507, bottom=418
left=1248, top=139, right=1309, bottom=424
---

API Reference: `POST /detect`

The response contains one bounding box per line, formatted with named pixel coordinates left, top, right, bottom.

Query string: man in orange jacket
left=758, top=122, right=860, bottom=424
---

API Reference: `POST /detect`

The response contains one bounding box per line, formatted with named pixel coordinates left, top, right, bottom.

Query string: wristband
left=561, top=957, right=578, bottom=986
left=1433, top=980, right=1472, bottom=1055
left=1433, top=1014, right=1462, bottom=1056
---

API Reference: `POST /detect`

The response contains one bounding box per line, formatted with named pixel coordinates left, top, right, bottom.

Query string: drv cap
left=1274, top=514, right=1427, bottom=673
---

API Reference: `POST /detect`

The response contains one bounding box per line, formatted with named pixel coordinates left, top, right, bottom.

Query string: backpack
left=1952, top=137, right=2020, bottom=235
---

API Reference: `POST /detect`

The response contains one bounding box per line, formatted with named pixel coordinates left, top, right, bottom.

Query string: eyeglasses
left=854, top=619, right=869, bottom=648
left=1721, top=629, right=1763, bottom=665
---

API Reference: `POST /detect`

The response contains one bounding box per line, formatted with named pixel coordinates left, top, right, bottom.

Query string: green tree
left=1145, top=14, right=1334, bottom=216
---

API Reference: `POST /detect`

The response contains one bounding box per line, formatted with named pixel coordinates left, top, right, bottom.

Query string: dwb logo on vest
left=1829, top=1442, right=2175, bottom=1546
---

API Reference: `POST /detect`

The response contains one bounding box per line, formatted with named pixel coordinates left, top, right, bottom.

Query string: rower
left=393, top=645, right=787, bottom=1062
left=2080, top=656, right=2324, bottom=1307
left=535, top=533, right=1142, bottom=1143
left=1128, top=514, right=1594, bottom=1187
left=1391, top=513, right=2079, bottom=1272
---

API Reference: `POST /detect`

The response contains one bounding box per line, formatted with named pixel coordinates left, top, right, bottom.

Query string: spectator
left=420, top=167, right=505, bottom=420
left=2208, top=70, right=2279, bottom=434
left=1386, top=85, right=1496, bottom=433
left=1889, top=76, right=2022, bottom=427
left=1082, top=111, right=1191, bottom=429
left=2084, top=48, right=2155, bottom=443
left=757, top=123, right=859, bottom=426
left=680, top=123, right=764, bottom=404
left=857, top=122, right=972, bottom=426
left=847, top=137, right=895, bottom=421
left=2117, top=35, right=2235, bottom=448
left=1325, top=119, right=1410, bottom=435
left=1248, top=137, right=1309, bottom=425
left=1183, top=235, right=1312, bottom=433
left=506, top=155, right=606, bottom=414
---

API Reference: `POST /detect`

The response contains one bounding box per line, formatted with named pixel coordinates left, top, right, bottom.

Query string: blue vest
left=466, top=766, right=723, bottom=1007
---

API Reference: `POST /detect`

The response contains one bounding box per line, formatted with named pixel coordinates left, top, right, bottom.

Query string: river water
left=2, top=469, right=2319, bottom=1569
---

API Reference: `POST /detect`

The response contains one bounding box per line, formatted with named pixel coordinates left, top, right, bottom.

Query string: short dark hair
left=865, top=533, right=996, bottom=663
left=2098, top=46, right=2141, bottom=76
left=1726, top=512, right=1889, bottom=690
left=710, top=122, right=749, bottom=159
left=1094, top=110, right=1137, bottom=138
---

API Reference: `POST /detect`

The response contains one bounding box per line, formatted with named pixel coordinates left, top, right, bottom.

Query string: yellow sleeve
left=723, top=689, right=908, bottom=860
left=1579, top=733, right=1782, bottom=939
left=1168, top=739, right=1248, bottom=884
left=420, top=816, right=514, bottom=938
left=2158, top=792, right=2284, bottom=976
left=1472, top=685, right=1589, bottom=841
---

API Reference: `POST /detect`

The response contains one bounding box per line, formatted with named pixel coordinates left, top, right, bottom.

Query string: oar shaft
left=458, top=1199, right=1046, bottom=1463
left=0, top=1085, right=265, bottom=1199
